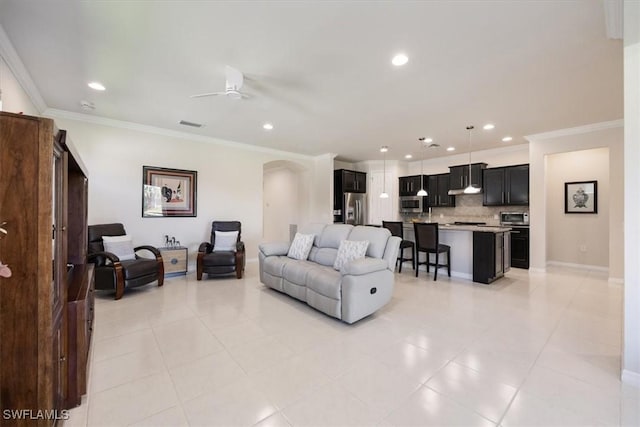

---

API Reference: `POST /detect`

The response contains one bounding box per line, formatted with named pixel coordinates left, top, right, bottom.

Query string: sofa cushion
left=307, top=266, right=342, bottom=299
left=287, top=233, right=315, bottom=260
left=282, top=260, right=318, bottom=286
left=298, top=223, right=327, bottom=246
left=316, top=224, right=353, bottom=249
left=202, top=250, right=236, bottom=267
left=308, top=247, right=338, bottom=267
left=263, top=255, right=294, bottom=277
left=333, top=240, right=369, bottom=270
left=348, top=226, right=391, bottom=259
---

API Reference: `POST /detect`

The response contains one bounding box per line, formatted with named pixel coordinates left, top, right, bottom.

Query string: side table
left=159, top=247, right=188, bottom=277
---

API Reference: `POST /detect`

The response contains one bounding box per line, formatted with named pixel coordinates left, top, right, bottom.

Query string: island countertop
left=402, top=222, right=512, bottom=233
left=401, top=222, right=512, bottom=281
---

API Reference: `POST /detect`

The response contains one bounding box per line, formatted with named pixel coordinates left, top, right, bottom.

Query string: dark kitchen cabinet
left=483, top=164, right=529, bottom=206
left=510, top=226, right=530, bottom=269
left=473, top=231, right=508, bottom=284
left=449, top=163, right=487, bottom=193
left=335, top=169, right=366, bottom=194
left=399, top=175, right=424, bottom=196
left=427, top=174, right=455, bottom=207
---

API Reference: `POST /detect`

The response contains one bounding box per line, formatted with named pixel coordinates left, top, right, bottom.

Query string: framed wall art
left=142, top=166, right=197, bottom=217
left=564, top=180, right=597, bottom=214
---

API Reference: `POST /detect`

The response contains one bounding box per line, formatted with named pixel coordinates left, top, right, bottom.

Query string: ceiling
left=0, top=1, right=622, bottom=162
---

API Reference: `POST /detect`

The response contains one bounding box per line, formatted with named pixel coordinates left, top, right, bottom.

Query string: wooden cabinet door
left=483, top=168, right=505, bottom=206
left=506, top=165, right=529, bottom=205
left=354, top=172, right=367, bottom=193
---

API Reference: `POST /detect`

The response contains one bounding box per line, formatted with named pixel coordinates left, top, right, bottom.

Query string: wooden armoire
left=0, top=112, right=93, bottom=426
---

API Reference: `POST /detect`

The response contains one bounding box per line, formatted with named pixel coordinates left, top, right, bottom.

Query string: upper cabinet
left=335, top=169, right=366, bottom=194
left=449, top=163, right=487, bottom=194
left=398, top=175, right=424, bottom=196
left=428, top=173, right=456, bottom=207
left=483, top=164, right=529, bottom=206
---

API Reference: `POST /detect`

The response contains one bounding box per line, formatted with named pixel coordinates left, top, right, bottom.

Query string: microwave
left=500, top=211, right=529, bottom=226
left=399, top=196, right=427, bottom=214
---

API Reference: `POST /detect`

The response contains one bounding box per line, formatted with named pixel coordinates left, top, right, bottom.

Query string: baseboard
left=547, top=260, right=609, bottom=272
left=528, top=267, right=546, bottom=274
left=622, top=369, right=640, bottom=389
left=608, top=277, right=624, bottom=285
left=247, top=257, right=258, bottom=264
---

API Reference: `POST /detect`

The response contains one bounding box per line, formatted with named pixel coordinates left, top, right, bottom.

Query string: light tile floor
left=65, top=263, right=640, bottom=426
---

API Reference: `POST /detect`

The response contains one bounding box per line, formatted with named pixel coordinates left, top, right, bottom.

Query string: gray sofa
left=258, top=223, right=401, bottom=324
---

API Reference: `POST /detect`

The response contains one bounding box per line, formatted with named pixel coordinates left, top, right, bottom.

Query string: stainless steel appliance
left=399, top=196, right=427, bottom=214
left=500, top=211, right=529, bottom=269
left=500, top=211, right=529, bottom=226
left=344, top=192, right=367, bottom=225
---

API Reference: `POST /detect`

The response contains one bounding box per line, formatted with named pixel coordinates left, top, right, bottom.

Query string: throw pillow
left=213, top=230, right=239, bottom=252
left=287, top=233, right=315, bottom=260
left=333, top=240, right=369, bottom=270
left=102, top=235, right=136, bottom=261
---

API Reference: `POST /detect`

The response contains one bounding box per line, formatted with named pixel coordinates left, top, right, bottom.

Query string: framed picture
left=564, top=180, right=597, bottom=214
left=142, top=166, right=197, bottom=217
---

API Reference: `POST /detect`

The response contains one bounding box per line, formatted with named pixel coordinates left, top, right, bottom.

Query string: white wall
left=263, top=164, right=302, bottom=242
left=546, top=148, right=610, bottom=268
left=46, top=115, right=324, bottom=267
left=623, top=0, right=640, bottom=388
left=527, top=123, right=623, bottom=281
left=0, top=55, right=39, bottom=115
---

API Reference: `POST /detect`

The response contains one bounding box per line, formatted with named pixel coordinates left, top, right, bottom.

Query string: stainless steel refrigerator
left=343, top=192, right=368, bottom=225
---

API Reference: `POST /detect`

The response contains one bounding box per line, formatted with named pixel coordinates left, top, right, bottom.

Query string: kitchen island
left=403, top=223, right=512, bottom=283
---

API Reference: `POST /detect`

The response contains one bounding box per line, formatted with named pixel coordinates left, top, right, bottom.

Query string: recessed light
left=483, top=123, right=495, bottom=130
left=380, top=146, right=389, bottom=153
left=263, top=123, right=274, bottom=130
left=391, top=53, right=408, bottom=66
left=502, top=136, right=513, bottom=142
left=405, top=154, right=413, bottom=159
left=88, top=82, right=106, bottom=91
left=447, top=147, right=456, bottom=152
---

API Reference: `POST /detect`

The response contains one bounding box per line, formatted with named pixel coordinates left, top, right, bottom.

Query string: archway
left=263, top=160, right=310, bottom=242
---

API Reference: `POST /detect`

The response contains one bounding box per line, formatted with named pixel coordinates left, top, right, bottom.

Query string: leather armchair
left=197, top=221, right=245, bottom=280
left=88, top=223, right=164, bottom=299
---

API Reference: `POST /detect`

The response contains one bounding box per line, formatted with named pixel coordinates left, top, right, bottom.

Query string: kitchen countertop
left=403, top=222, right=512, bottom=232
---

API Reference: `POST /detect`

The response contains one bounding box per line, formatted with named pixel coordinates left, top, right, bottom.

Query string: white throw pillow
left=333, top=240, right=369, bottom=270
left=214, top=230, right=239, bottom=252
left=287, top=233, right=315, bottom=260
left=102, top=235, right=136, bottom=261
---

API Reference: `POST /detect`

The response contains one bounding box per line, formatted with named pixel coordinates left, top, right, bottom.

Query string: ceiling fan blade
left=226, top=65, right=244, bottom=90
left=189, top=92, right=225, bottom=98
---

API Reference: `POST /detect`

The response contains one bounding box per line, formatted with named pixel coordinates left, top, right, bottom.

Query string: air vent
left=179, top=120, right=203, bottom=128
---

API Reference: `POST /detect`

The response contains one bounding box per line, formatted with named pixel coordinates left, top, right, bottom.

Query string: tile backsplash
left=401, top=194, right=528, bottom=226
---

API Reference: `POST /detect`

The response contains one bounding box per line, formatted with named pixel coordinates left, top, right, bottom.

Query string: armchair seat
left=202, top=250, right=236, bottom=267
left=121, top=258, right=160, bottom=279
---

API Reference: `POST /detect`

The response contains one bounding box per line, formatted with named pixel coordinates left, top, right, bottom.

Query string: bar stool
left=382, top=221, right=415, bottom=273
left=414, top=222, right=450, bottom=281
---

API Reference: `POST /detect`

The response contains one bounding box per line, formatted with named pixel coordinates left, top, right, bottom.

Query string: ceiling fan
left=190, top=65, right=251, bottom=100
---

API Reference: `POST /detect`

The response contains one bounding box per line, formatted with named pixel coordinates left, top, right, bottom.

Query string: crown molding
left=43, top=108, right=314, bottom=161
left=525, top=119, right=624, bottom=142
left=0, top=23, right=48, bottom=113
left=604, top=0, right=623, bottom=40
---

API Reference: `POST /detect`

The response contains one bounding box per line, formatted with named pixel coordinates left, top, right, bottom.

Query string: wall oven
left=399, top=196, right=427, bottom=214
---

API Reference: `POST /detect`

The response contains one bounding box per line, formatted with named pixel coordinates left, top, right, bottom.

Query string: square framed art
left=564, top=180, right=597, bottom=214
left=142, top=166, right=197, bottom=217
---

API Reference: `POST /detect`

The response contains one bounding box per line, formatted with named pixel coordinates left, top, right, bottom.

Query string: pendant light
left=463, top=125, right=481, bottom=194
left=416, top=138, right=428, bottom=196
left=380, top=146, right=389, bottom=199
